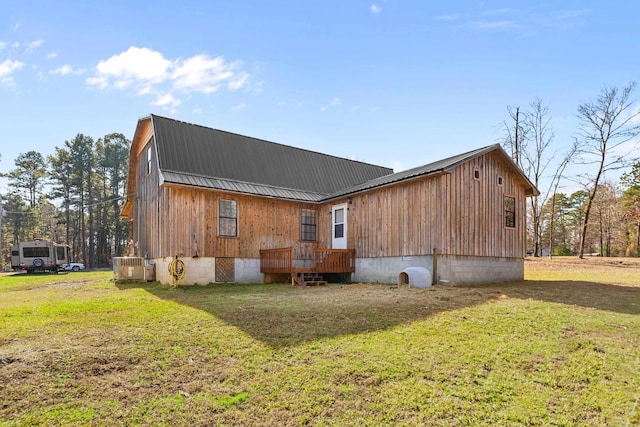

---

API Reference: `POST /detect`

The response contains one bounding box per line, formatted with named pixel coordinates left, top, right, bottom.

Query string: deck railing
left=259, top=247, right=355, bottom=274
left=313, top=248, right=356, bottom=273
left=259, top=247, right=292, bottom=274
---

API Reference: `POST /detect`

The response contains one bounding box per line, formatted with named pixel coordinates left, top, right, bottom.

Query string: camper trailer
left=12, top=239, right=70, bottom=273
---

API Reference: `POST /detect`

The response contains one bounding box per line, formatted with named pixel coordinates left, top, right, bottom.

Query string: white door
left=331, top=204, right=348, bottom=249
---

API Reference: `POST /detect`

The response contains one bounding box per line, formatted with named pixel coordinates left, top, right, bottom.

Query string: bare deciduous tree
left=575, top=82, right=640, bottom=258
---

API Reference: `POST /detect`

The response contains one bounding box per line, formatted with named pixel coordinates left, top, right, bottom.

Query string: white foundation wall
left=150, top=255, right=524, bottom=286
left=354, top=255, right=524, bottom=285
left=152, top=257, right=262, bottom=285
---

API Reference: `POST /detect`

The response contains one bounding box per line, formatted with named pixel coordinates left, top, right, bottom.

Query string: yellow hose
left=168, top=258, right=186, bottom=285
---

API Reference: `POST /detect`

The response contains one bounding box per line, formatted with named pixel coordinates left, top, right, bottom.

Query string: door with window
left=331, top=203, right=348, bottom=249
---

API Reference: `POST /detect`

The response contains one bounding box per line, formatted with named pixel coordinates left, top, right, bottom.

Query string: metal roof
left=327, top=144, right=522, bottom=199
left=151, top=115, right=393, bottom=199
left=136, top=115, right=538, bottom=203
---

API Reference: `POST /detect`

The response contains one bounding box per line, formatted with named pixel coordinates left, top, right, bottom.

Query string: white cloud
left=50, top=64, right=73, bottom=75
left=0, top=59, right=24, bottom=86
left=87, top=46, right=172, bottom=90
left=0, top=41, right=6, bottom=50
left=47, top=51, right=58, bottom=59
left=12, top=42, right=20, bottom=49
left=153, top=93, right=181, bottom=108
left=172, top=54, right=246, bottom=93
left=27, top=39, right=44, bottom=49
left=371, top=4, right=382, bottom=14
left=231, top=103, right=246, bottom=112
left=86, top=46, right=251, bottom=110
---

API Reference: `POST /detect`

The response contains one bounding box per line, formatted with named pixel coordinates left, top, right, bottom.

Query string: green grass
left=1, top=259, right=639, bottom=426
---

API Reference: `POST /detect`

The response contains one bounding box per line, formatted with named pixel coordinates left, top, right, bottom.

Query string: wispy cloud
left=49, top=64, right=85, bottom=76
left=231, top=103, right=246, bottom=112
left=320, top=97, right=342, bottom=112
left=153, top=93, right=181, bottom=108
left=371, top=4, right=382, bottom=14
left=86, top=46, right=252, bottom=108
left=439, top=5, right=590, bottom=34
left=0, top=41, right=6, bottom=50
left=0, top=58, right=24, bottom=86
left=46, top=51, right=58, bottom=59
left=27, top=39, right=44, bottom=49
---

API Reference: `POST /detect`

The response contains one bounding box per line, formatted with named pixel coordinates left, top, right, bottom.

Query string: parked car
left=61, top=262, right=86, bottom=272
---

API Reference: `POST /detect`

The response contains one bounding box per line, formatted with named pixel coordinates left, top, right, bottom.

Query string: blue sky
left=1, top=1, right=639, bottom=194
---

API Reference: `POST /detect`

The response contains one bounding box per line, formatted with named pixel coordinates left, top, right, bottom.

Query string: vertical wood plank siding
left=132, top=143, right=527, bottom=261
left=318, top=151, right=527, bottom=259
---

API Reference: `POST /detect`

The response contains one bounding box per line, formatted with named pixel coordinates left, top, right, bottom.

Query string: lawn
left=1, top=258, right=639, bottom=426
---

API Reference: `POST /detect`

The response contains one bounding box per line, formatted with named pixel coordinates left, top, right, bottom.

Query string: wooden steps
left=291, top=270, right=327, bottom=286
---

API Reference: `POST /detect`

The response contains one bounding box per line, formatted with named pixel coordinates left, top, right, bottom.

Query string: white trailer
left=12, top=239, right=71, bottom=273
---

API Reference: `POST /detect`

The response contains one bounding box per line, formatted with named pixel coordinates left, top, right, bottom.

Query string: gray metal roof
left=147, top=115, right=537, bottom=201
left=327, top=144, right=506, bottom=199
left=152, top=115, right=392, bottom=200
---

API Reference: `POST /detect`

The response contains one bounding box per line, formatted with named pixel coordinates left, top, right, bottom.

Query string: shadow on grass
left=116, top=280, right=640, bottom=347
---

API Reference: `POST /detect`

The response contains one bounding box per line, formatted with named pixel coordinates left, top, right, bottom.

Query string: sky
left=1, top=0, right=639, bottom=195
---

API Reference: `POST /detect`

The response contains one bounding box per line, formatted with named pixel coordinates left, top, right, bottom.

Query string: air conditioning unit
left=113, top=257, right=146, bottom=280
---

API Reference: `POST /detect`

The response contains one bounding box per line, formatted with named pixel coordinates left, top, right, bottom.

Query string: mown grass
left=1, top=258, right=639, bottom=426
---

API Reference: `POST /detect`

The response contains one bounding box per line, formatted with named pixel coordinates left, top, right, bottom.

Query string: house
left=122, top=114, right=538, bottom=285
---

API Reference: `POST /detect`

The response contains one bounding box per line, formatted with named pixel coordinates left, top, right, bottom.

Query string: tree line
left=1, top=133, right=130, bottom=269
left=501, top=82, right=640, bottom=258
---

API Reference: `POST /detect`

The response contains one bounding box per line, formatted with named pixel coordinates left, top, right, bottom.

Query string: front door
left=331, top=203, right=348, bottom=249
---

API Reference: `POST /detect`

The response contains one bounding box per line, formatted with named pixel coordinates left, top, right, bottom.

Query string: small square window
left=498, top=176, right=503, bottom=186
left=474, top=169, right=480, bottom=180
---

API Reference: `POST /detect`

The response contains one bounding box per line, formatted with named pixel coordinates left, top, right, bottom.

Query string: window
left=23, top=247, right=50, bottom=258
left=219, top=199, right=238, bottom=237
left=301, top=209, right=317, bottom=241
left=334, top=208, right=345, bottom=238
left=147, top=146, right=152, bottom=174
left=497, top=176, right=503, bottom=186
left=474, top=168, right=480, bottom=180
left=504, top=196, right=516, bottom=228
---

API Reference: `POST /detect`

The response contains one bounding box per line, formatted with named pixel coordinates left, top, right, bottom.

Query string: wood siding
left=130, top=141, right=527, bottom=261
left=317, top=151, right=527, bottom=259
left=131, top=139, right=319, bottom=260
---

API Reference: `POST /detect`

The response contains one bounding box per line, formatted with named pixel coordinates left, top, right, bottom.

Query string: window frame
left=218, top=199, right=238, bottom=237
left=146, top=146, right=152, bottom=175
left=300, top=209, right=318, bottom=242
left=504, top=195, right=516, bottom=229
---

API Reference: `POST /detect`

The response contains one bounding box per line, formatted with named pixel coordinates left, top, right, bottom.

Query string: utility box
left=144, top=263, right=155, bottom=281
left=113, top=257, right=145, bottom=280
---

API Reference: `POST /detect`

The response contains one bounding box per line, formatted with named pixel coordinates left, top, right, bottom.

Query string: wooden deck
left=259, top=247, right=355, bottom=286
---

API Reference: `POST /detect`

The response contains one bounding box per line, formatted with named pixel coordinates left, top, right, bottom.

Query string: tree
left=621, top=161, right=640, bottom=256
left=501, top=98, right=577, bottom=257
left=574, top=82, right=640, bottom=258
left=6, top=151, right=48, bottom=206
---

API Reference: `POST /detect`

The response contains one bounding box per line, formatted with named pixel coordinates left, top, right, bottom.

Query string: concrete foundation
left=354, top=255, right=523, bottom=285
left=151, top=254, right=524, bottom=286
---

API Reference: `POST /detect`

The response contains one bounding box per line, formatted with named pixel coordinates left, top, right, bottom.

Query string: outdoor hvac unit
left=113, top=257, right=146, bottom=280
